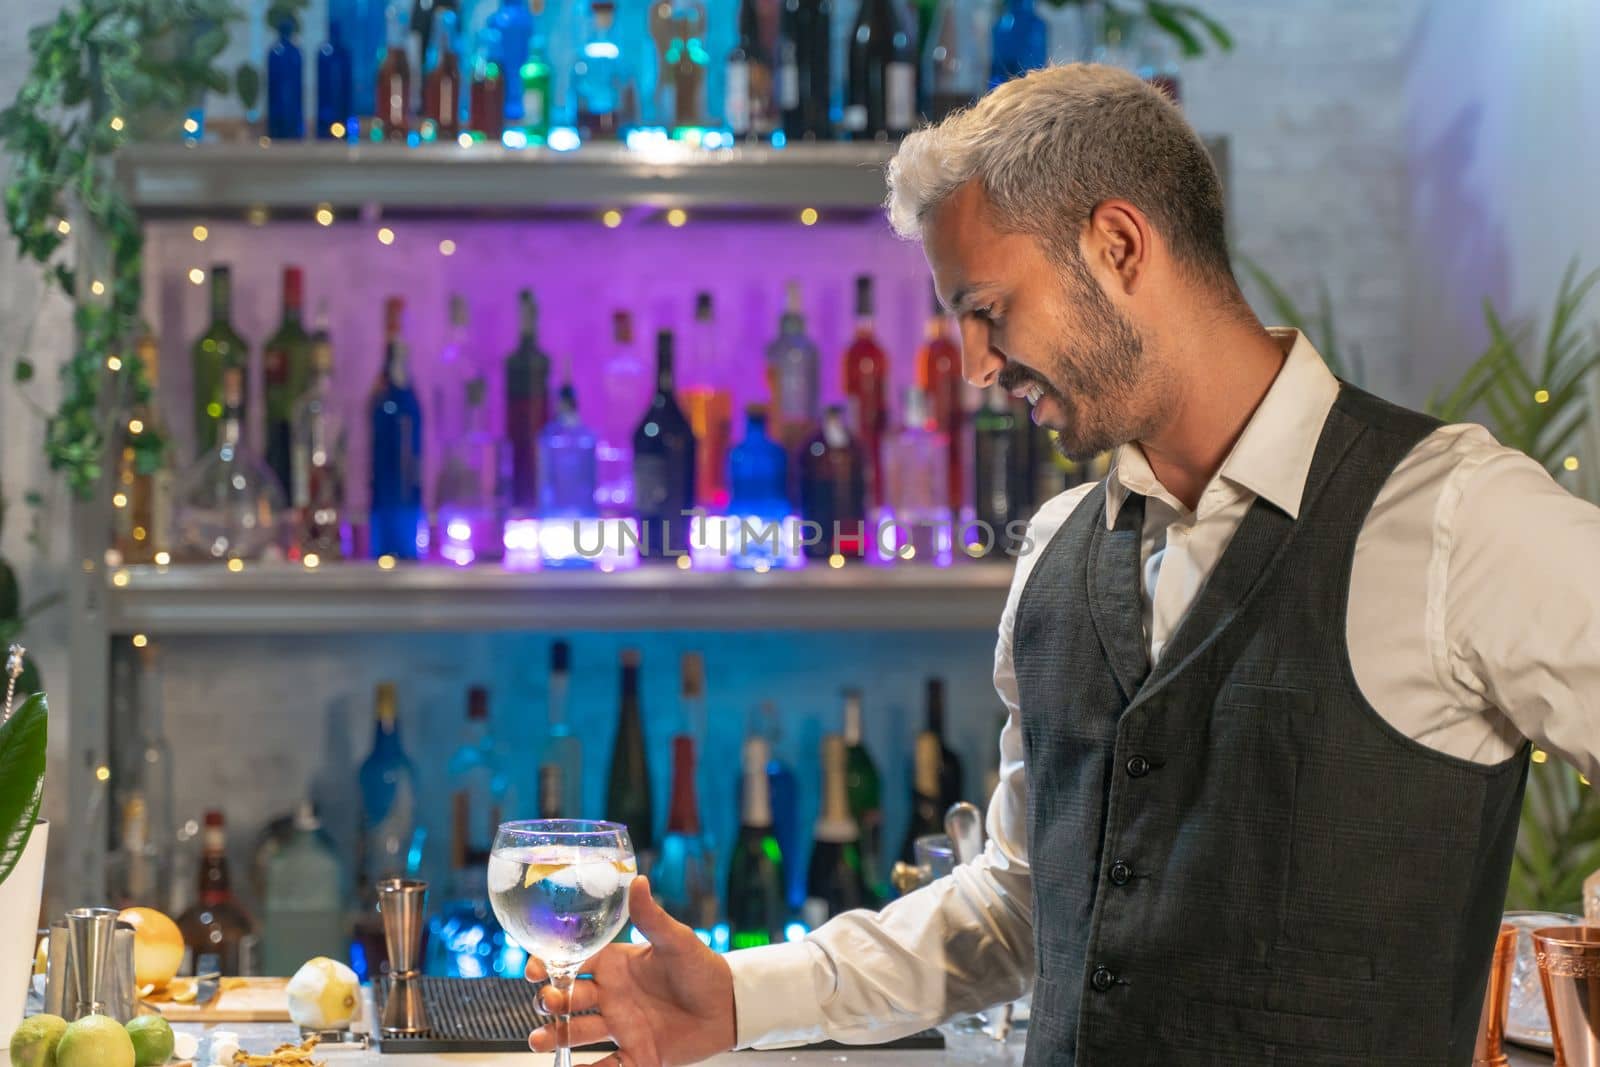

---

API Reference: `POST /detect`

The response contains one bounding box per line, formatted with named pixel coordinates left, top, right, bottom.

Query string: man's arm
left=1441, top=444, right=1600, bottom=777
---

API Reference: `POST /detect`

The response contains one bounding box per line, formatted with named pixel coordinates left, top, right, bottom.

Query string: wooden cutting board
left=153, top=978, right=293, bottom=1022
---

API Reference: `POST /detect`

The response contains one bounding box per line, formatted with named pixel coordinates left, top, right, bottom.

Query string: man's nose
left=959, top=318, right=1004, bottom=388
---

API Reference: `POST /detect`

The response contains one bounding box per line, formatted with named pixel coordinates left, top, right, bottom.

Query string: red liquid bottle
left=468, top=31, right=505, bottom=140
left=842, top=275, right=891, bottom=509
left=423, top=9, right=463, bottom=140
left=376, top=6, right=412, bottom=141
left=915, top=285, right=963, bottom=514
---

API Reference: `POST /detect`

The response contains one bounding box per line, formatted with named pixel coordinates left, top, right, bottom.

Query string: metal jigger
left=377, top=879, right=429, bottom=1037
left=65, top=907, right=121, bottom=1019
left=1473, top=924, right=1517, bottom=1067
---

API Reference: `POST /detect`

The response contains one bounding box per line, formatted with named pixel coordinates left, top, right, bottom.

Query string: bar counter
left=169, top=1020, right=1560, bottom=1065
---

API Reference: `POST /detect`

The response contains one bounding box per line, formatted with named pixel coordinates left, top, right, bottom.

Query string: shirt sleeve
left=1441, top=444, right=1600, bottom=779
left=727, top=486, right=1095, bottom=1049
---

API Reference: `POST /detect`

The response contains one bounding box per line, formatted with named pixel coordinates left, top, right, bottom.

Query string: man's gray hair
left=886, top=64, right=1231, bottom=286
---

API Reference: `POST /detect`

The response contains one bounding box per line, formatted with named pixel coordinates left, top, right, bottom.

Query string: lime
left=55, top=1015, right=134, bottom=1067
left=9, top=1013, right=67, bottom=1067
left=124, top=1016, right=174, bottom=1067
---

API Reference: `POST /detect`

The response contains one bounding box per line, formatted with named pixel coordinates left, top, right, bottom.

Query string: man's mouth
left=1010, top=383, right=1044, bottom=406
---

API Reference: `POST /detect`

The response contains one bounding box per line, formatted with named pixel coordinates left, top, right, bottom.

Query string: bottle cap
left=551, top=639, right=571, bottom=674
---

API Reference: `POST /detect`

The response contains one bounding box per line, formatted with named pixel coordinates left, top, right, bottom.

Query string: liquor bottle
left=469, top=27, right=507, bottom=139
left=262, top=802, right=345, bottom=975
left=427, top=782, right=518, bottom=978
left=727, top=406, right=790, bottom=569
left=654, top=736, right=718, bottom=930
left=423, top=7, right=465, bottom=139
left=841, top=688, right=885, bottom=900
left=331, top=0, right=383, bottom=122
left=177, top=811, right=259, bottom=976
left=267, top=16, right=307, bottom=140
left=723, top=0, right=772, bottom=139
left=680, top=651, right=708, bottom=763
left=447, top=686, right=516, bottom=862
left=377, top=5, right=412, bottom=140
left=726, top=735, right=787, bottom=949
left=538, top=374, right=600, bottom=547
left=289, top=307, right=344, bottom=560
left=924, top=678, right=963, bottom=811
left=432, top=294, right=471, bottom=459
left=598, top=310, right=649, bottom=512
left=436, top=377, right=501, bottom=565
left=844, top=0, right=915, bottom=140
left=490, top=0, right=534, bottom=122
left=797, top=407, right=865, bottom=560
left=115, top=332, right=175, bottom=564
left=737, top=703, right=802, bottom=909
left=663, top=3, right=709, bottom=130
left=899, top=732, right=943, bottom=862
left=842, top=275, right=890, bottom=509
left=632, top=331, right=697, bottom=559
left=804, top=734, right=868, bottom=927
left=764, top=281, right=821, bottom=456
left=520, top=36, right=554, bottom=139
left=360, top=683, right=422, bottom=888
left=541, top=640, right=584, bottom=818
left=505, top=289, right=551, bottom=516
left=605, top=649, right=656, bottom=864
left=174, top=366, right=287, bottom=562
left=190, top=265, right=248, bottom=457
left=776, top=0, right=831, bottom=140
left=915, top=288, right=963, bottom=514
left=973, top=385, right=1028, bottom=555
left=111, top=793, right=162, bottom=910
left=369, top=298, right=424, bottom=560
left=883, top=387, right=952, bottom=563
left=681, top=292, right=733, bottom=512
left=264, top=266, right=312, bottom=496
left=920, top=0, right=976, bottom=121
left=574, top=0, right=626, bottom=140
left=988, top=0, right=1047, bottom=88
left=316, top=12, right=354, bottom=138
left=539, top=763, right=566, bottom=819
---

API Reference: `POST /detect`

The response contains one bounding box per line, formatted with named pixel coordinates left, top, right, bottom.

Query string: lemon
left=285, top=957, right=361, bottom=1031
left=55, top=1015, right=134, bottom=1067
left=124, top=1016, right=174, bottom=1067
left=9, top=1013, right=67, bottom=1067
left=33, top=937, right=48, bottom=976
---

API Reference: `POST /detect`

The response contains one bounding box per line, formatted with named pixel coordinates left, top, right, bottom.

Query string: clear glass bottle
left=574, top=0, right=626, bottom=140
left=134, top=641, right=176, bottom=898
left=764, top=281, right=821, bottom=456
left=175, top=366, right=287, bottom=561
left=541, top=640, right=584, bottom=819
left=446, top=686, right=516, bottom=863
left=262, top=802, right=345, bottom=975
left=598, top=310, right=649, bottom=513
left=882, top=385, right=953, bottom=564
left=436, top=377, right=502, bottom=565
left=505, top=289, right=552, bottom=516
left=538, top=374, right=600, bottom=519
left=290, top=304, right=345, bottom=560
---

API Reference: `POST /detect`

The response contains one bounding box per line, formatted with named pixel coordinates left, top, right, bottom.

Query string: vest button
left=1109, top=860, right=1132, bottom=886
left=1126, top=755, right=1150, bottom=778
left=1091, top=966, right=1116, bottom=992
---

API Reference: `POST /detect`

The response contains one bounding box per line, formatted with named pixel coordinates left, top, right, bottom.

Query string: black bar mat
left=374, top=976, right=942, bottom=1054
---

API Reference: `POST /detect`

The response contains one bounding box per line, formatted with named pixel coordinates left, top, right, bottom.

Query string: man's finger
left=626, top=877, right=696, bottom=952
left=525, top=957, right=548, bottom=983
left=539, top=979, right=600, bottom=1016
left=529, top=1013, right=612, bottom=1051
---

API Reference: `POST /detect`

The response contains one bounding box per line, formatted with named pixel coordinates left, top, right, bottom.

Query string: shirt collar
left=1104, top=329, right=1340, bottom=528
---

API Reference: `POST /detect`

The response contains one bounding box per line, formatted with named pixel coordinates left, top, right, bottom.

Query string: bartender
left=528, top=64, right=1600, bottom=1065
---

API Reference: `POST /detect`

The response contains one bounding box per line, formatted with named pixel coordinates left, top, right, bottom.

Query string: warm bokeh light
left=602, top=210, right=623, bottom=228
left=439, top=239, right=456, bottom=256
left=666, top=209, right=687, bottom=227
left=378, top=227, right=396, bottom=245
left=227, top=558, right=245, bottom=573
left=189, top=268, right=205, bottom=285
left=800, top=208, right=819, bottom=226
left=193, top=225, right=209, bottom=242
left=132, top=634, right=149, bottom=648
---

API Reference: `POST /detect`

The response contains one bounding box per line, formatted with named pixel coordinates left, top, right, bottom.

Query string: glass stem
left=550, top=968, right=576, bottom=1067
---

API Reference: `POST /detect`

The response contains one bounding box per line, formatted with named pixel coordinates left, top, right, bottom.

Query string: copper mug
left=1473, top=924, right=1517, bottom=1066
left=1534, top=925, right=1600, bottom=1067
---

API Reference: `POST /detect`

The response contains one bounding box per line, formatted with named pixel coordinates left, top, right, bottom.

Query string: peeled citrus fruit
left=117, top=907, right=185, bottom=992
left=56, top=1015, right=135, bottom=1067
left=285, top=956, right=360, bottom=1031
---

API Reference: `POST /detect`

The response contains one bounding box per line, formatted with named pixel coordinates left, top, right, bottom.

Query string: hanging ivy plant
left=0, top=0, right=237, bottom=499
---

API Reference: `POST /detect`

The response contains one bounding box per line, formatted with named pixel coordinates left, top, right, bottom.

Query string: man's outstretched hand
left=528, top=876, right=738, bottom=1067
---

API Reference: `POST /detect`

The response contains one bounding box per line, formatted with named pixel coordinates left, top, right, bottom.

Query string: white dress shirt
left=726, top=330, right=1600, bottom=1048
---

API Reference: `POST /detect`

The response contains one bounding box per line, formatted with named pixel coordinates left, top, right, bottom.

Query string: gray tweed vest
left=1014, top=385, right=1530, bottom=1066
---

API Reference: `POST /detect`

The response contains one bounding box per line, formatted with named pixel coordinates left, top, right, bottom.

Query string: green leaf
left=13, top=358, right=34, bottom=384
left=1143, top=3, right=1205, bottom=57
left=1164, top=3, right=1234, bottom=51
left=0, top=694, right=47, bottom=888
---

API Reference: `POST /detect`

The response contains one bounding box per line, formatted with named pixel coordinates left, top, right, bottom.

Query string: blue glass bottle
left=726, top=405, right=790, bottom=570
left=267, top=16, right=307, bottom=140
left=490, top=0, right=535, bottom=122
left=537, top=379, right=600, bottom=568
left=317, top=14, right=355, bottom=138
left=988, top=0, right=1047, bottom=88
left=370, top=298, right=425, bottom=560
left=573, top=0, right=626, bottom=140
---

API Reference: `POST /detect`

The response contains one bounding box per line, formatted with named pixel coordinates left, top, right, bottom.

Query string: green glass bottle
left=605, top=649, right=656, bottom=864
left=841, top=688, right=886, bottom=901
left=191, top=265, right=249, bottom=456
left=263, top=265, right=313, bottom=494
left=727, top=734, right=787, bottom=949
left=518, top=46, right=552, bottom=142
